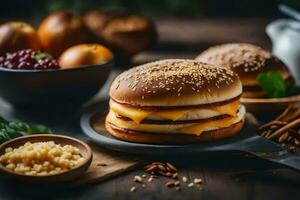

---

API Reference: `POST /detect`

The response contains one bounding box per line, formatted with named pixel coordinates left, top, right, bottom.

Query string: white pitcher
left=266, top=19, right=300, bottom=85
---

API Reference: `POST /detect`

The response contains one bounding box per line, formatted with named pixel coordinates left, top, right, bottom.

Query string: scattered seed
left=151, top=175, right=159, bottom=179
left=188, top=183, right=194, bottom=187
left=174, top=181, right=180, bottom=186
left=182, top=176, right=187, bottom=183
left=134, top=175, right=142, bottom=183
left=130, top=187, right=136, bottom=192
left=166, top=181, right=175, bottom=188
left=142, top=174, right=147, bottom=178
left=194, top=178, right=202, bottom=184
left=148, top=177, right=154, bottom=183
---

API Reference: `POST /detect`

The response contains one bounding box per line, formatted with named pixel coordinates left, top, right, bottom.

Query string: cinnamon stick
left=278, top=132, right=289, bottom=143
left=282, top=108, right=300, bottom=122
left=258, top=121, right=287, bottom=132
left=268, top=118, right=300, bottom=140
left=275, top=104, right=294, bottom=121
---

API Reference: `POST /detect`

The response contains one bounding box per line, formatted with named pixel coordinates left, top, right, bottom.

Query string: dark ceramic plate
left=81, top=101, right=300, bottom=171
left=0, top=60, right=113, bottom=108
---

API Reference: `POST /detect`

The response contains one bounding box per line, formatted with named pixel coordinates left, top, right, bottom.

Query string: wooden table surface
left=0, top=18, right=300, bottom=200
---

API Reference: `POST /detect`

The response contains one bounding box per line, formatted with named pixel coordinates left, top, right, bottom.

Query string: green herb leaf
left=29, top=124, right=52, bottom=134
left=257, top=71, right=287, bottom=98
left=0, top=116, right=52, bottom=144
left=35, top=52, right=53, bottom=61
left=8, top=120, right=31, bottom=133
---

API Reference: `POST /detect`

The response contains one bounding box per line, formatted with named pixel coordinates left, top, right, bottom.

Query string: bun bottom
left=105, top=118, right=245, bottom=144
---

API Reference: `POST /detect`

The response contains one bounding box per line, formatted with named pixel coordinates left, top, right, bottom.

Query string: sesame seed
left=113, top=59, right=238, bottom=101
left=197, top=43, right=274, bottom=73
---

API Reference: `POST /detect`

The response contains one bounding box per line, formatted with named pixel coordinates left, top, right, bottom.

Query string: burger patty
left=107, top=119, right=242, bottom=135
left=115, top=113, right=232, bottom=124
left=111, top=95, right=241, bottom=111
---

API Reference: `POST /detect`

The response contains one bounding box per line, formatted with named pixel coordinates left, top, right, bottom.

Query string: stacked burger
left=105, top=59, right=246, bottom=144
left=196, top=43, right=293, bottom=98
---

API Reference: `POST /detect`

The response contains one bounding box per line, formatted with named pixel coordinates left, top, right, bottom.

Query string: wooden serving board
left=74, top=141, right=144, bottom=185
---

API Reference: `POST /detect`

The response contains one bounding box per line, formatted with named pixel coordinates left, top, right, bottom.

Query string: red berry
left=0, top=49, right=60, bottom=70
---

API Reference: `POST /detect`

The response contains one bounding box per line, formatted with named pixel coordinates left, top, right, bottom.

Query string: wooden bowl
left=241, top=94, right=300, bottom=114
left=0, top=134, right=92, bottom=183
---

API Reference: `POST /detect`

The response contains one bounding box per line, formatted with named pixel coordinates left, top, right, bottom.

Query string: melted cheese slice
left=179, top=116, right=237, bottom=135
left=110, top=100, right=240, bottom=124
left=210, top=100, right=240, bottom=116
left=154, top=110, right=191, bottom=121
left=110, top=100, right=152, bottom=123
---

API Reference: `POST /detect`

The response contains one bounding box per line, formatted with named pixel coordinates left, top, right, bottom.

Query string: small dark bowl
left=0, top=60, right=113, bottom=109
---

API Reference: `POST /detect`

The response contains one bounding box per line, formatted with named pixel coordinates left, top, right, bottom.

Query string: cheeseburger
left=106, top=59, right=245, bottom=144
left=196, top=43, right=293, bottom=98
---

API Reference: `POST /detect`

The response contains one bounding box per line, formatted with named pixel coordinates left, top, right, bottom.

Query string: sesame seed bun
left=110, top=59, right=242, bottom=107
left=105, top=117, right=245, bottom=144
left=196, top=43, right=293, bottom=98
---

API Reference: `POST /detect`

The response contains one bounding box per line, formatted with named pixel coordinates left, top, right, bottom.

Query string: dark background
left=1, top=0, right=300, bottom=19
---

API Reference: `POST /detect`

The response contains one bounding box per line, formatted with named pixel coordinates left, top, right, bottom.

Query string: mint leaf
left=257, top=71, right=286, bottom=98
left=35, top=52, right=53, bottom=61
left=0, top=116, right=52, bottom=144
left=29, top=124, right=52, bottom=134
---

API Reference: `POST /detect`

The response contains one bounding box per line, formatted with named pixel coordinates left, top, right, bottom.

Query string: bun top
left=110, top=59, right=242, bottom=107
left=196, top=43, right=291, bottom=86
